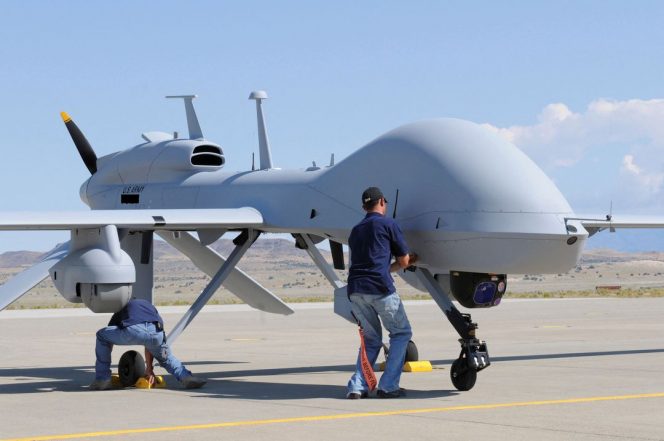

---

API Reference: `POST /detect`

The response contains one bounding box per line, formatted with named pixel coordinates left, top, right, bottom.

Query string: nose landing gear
left=451, top=337, right=490, bottom=391
left=415, top=268, right=491, bottom=391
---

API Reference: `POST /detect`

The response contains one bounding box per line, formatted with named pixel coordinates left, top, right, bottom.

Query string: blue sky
left=1, top=1, right=664, bottom=252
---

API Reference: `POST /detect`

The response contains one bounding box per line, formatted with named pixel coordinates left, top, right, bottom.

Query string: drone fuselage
left=82, top=118, right=586, bottom=275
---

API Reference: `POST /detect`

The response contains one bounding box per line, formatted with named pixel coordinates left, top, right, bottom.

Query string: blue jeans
left=347, top=292, right=412, bottom=394
left=95, top=322, right=192, bottom=381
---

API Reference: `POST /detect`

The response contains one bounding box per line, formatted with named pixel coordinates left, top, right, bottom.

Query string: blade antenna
left=165, top=95, right=204, bottom=139
left=249, top=91, right=273, bottom=170
left=608, top=200, right=615, bottom=232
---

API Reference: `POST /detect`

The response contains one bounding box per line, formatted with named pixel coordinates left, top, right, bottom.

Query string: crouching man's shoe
left=89, top=379, right=114, bottom=391
left=346, top=391, right=368, bottom=399
left=181, top=375, right=207, bottom=389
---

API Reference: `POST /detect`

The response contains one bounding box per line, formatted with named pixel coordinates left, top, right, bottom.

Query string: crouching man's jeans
left=95, top=322, right=192, bottom=381
left=346, top=292, right=412, bottom=394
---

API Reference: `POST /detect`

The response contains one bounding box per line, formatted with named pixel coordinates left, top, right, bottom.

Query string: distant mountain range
left=0, top=251, right=45, bottom=268
left=0, top=238, right=321, bottom=268
left=584, top=229, right=664, bottom=252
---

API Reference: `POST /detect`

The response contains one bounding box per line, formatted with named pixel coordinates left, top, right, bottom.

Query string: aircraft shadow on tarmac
left=0, top=361, right=238, bottom=395
left=1, top=348, right=663, bottom=397
left=195, top=379, right=460, bottom=400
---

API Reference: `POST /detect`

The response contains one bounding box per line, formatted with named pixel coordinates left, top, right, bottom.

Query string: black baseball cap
left=362, top=186, right=387, bottom=204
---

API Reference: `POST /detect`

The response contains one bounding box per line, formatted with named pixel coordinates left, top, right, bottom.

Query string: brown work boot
left=89, top=379, right=114, bottom=391
left=181, top=375, right=207, bottom=389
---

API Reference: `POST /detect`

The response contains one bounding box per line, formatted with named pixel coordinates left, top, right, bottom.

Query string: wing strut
left=296, top=234, right=345, bottom=289
left=167, top=229, right=259, bottom=344
left=295, top=234, right=356, bottom=322
left=0, top=242, right=70, bottom=311
left=156, top=231, right=292, bottom=315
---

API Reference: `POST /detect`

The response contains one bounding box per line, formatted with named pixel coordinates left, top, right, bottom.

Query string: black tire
left=383, top=340, right=418, bottom=362
left=118, top=350, right=146, bottom=387
left=450, top=357, right=477, bottom=391
left=405, top=340, right=419, bottom=362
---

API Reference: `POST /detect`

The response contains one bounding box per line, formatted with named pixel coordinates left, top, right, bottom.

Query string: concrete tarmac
left=1, top=298, right=663, bottom=441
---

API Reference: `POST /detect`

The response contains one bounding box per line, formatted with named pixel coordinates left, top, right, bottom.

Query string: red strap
left=358, top=327, right=377, bottom=391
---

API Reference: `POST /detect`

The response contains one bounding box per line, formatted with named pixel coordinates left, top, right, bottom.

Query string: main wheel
left=405, top=340, right=419, bottom=362
left=118, top=350, right=146, bottom=387
left=450, top=357, right=477, bottom=391
left=382, top=340, right=419, bottom=362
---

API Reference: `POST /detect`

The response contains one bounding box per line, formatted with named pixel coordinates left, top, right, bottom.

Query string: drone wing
left=580, top=216, right=664, bottom=235
left=0, top=208, right=263, bottom=231
left=0, top=207, right=274, bottom=312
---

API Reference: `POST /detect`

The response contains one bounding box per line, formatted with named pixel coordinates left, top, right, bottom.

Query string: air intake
left=191, top=144, right=224, bottom=167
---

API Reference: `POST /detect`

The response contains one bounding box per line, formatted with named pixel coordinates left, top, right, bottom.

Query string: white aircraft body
left=1, top=92, right=661, bottom=390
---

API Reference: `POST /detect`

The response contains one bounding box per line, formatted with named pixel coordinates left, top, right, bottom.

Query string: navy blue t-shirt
left=108, top=299, right=163, bottom=328
left=347, top=212, right=409, bottom=296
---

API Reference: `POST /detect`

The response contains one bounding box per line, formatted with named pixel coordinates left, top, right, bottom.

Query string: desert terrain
left=2, top=238, right=664, bottom=309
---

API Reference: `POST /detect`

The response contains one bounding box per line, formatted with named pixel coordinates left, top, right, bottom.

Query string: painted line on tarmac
left=4, top=392, right=664, bottom=441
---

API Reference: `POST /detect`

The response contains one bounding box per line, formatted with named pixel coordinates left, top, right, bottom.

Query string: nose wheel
left=450, top=357, right=477, bottom=391
left=450, top=337, right=490, bottom=391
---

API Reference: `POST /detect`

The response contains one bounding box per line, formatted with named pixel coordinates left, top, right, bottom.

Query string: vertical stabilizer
left=166, top=95, right=204, bottom=139
left=249, top=90, right=273, bottom=170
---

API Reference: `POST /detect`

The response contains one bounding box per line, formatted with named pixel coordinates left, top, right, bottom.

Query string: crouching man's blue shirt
left=347, top=212, right=409, bottom=296
left=108, top=299, right=164, bottom=328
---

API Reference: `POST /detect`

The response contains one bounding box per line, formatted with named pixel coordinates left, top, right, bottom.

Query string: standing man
left=346, top=186, right=417, bottom=399
left=90, top=298, right=206, bottom=390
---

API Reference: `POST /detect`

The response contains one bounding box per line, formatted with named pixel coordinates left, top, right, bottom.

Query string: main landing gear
left=415, top=268, right=490, bottom=391
left=383, top=339, right=420, bottom=363
left=116, top=350, right=167, bottom=389
left=118, top=350, right=146, bottom=387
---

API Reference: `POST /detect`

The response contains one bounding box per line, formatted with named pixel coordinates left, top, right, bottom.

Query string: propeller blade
left=330, top=240, right=345, bottom=270
left=60, top=112, right=97, bottom=174
left=0, top=241, right=69, bottom=311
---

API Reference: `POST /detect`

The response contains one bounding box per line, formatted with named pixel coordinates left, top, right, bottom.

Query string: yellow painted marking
left=60, top=111, right=71, bottom=123
left=3, top=392, right=664, bottom=441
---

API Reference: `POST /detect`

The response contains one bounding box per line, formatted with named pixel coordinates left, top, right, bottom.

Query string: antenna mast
left=165, top=95, right=203, bottom=139
left=249, top=90, right=273, bottom=170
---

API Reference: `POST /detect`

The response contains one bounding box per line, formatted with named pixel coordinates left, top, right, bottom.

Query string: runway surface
left=1, top=298, right=663, bottom=441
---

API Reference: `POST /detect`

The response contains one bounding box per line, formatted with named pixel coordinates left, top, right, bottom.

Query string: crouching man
left=89, top=298, right=206, bottom=390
